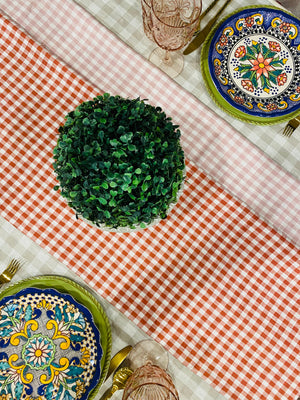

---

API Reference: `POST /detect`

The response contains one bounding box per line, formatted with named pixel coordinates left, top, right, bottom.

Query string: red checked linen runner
left=1, top=0, right=299, bottom=246
left=0, top=11, right=299, bottom=400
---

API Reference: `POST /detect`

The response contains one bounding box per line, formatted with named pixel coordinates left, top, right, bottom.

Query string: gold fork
left=0, top=259, right=23, bottom=285
left=282, top=116, right=300, bottom=137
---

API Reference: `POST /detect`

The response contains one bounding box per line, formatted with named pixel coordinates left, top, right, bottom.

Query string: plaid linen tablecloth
left=0, top=7, right=300, bottom=400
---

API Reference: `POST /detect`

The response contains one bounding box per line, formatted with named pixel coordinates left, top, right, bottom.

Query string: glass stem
left=163, top=50, right=171, bottom=65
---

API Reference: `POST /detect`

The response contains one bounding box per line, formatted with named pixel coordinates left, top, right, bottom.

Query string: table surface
left=0, top=1, right=299, bottom=400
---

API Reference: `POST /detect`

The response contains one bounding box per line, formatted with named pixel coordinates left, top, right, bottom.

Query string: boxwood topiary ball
left=53, top=93, right=185, bottom=230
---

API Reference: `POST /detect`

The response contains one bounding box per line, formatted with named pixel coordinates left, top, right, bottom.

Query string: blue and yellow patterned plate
left=0, top=276, right=111, bottom=400
left=201, top=6, right=300, bottom=124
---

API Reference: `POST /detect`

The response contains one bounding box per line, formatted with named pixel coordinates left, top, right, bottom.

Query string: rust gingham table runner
left=0, top=11, right=299, bottom=400
left=1, top=0, right=299, bottom=247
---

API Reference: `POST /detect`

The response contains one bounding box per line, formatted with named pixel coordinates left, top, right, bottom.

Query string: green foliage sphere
left=53, top=94, right=185, bottom=230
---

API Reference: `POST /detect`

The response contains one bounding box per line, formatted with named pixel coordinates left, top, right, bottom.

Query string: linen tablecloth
left=0, top=7, right=299, bottom=400
left=74, top=0, right=300, bottom=179
left=0, top=215, right=216, bottom=400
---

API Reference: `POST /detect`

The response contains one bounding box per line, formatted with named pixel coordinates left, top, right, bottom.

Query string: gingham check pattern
left=0, top=9, right=300, bottom=400
left=73, top=0, right=300, bottom=178
left=0, top=215, right=219, bottom=400
left=1, top=0, right=299, bottom=248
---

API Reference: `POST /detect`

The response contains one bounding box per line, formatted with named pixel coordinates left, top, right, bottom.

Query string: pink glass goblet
left=141, top=0, right=155, bottom=41
left=128, top=339, right=169, bottom=370
left=122, top=363, right=179, bottom=400
left=148, top=0, right=202, bottom=77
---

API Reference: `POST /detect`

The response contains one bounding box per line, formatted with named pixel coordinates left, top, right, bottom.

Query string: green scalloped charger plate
left=0, top=275, right=112, bottom=400
left=201, top=5, right=300, bottom=125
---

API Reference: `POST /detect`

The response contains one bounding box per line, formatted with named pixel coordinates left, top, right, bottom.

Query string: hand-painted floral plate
left=0, top=276, right=112, bottom=400
left=201, top=6, right=300, bottom=124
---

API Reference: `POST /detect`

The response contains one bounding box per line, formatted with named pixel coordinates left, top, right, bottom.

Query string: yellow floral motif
left=271, top=17, right=298, bottom=39
left=277, top=100, right=288, bottom=109
left=66, top=304, right=76, bottom=313
left=40, top=358, right=69, bottom=384
left=37, top=299, right=52, bottom=310
left=9, top=319, right=71, bottom=385
left=46, top=320, right=70, bottom=350
left=214, top=59, right=228, bottom=85
left=10, top=320, right=38, bottom=346
left=76, top=379, right=85, bottom=397
left=227, top=89, right=253, bottom=109
left=216, top=27, right=234, bottom=54
left=290, top=93, right=300, bottom=101
left=0, top=393, right=12, bottom=400
left=80, top=347, right=90, bottom=365
left=236, top=13, right=263, bottom=31
left=257, top=100, right=287, bottom=112
left=8, top=354, right=33, bottom=384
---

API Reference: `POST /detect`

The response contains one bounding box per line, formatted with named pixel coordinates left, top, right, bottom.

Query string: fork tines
left=0, top=258, right=24, bottom=285
left=7, top=258, right=22, bottom=273
left=282, top=116, right=300, bottom=137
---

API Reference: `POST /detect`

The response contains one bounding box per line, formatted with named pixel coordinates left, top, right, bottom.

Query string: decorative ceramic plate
left=0, top=276, right=112, bottom=400
left=201, top=6, right=300, bottom=124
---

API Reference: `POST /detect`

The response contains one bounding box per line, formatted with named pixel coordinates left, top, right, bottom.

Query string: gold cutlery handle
left=100, top=367, right=133, bottom=400
left=105, top=345, right=132, bottom=382
left=100, top=385, right=117, bottom=400
left=196, top=0, right=221, bottom=29
left=183, top=0, right=233, bottom=55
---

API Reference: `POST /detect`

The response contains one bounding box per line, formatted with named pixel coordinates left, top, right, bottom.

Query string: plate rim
left=200, top=4, right=300, bottom=125
left=0, top=275, right=112, bottom=400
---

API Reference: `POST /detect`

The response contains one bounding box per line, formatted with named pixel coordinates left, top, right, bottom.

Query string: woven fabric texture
left=0, top=10, right=299, bottom=400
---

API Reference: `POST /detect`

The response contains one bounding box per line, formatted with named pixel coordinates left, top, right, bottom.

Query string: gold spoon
left=105, top=345, right=133, bottom=382
left=100, top=367, right=133, bottom=400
